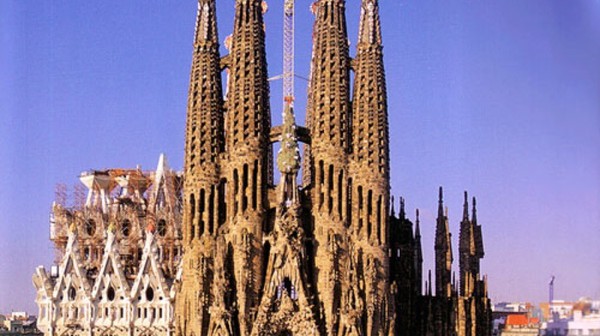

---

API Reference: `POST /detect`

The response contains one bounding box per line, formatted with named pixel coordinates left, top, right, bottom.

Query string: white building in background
left=32, top=155, right=183, bottom=336
left=567, top=310, right=600, bottom=336
left=541, top=299, right=600, bottom=336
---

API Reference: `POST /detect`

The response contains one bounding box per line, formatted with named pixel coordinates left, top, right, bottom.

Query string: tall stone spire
left=350, top=1, right=392, bottom=334
left=304, top=1, right=352, bottom=334
left=472, top=196, right=485, bottom=275
left=414, top=209, right=423, bottom=296
left=177, top=1, right=224, bottom=335
left=459, top=191, right=472, bottom=296
left=225, top=0, right=271, bottom=154
left=185, top=0, right=224, bottom=175
left=435, top=187, right=453, bottom=298
left=223, top=1, right=272, bottom=335
left=352, top=0, right=388, bottom=181
left=305, top=0, right=351, bottom=155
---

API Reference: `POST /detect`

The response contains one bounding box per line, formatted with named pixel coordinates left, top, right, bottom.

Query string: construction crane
left=283, top=0, right=295, bottom=105
left=267, top=0, right=300, bottom=107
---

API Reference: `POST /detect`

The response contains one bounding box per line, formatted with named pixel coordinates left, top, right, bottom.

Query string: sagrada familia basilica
left=32, top=0, right=492, bottom=335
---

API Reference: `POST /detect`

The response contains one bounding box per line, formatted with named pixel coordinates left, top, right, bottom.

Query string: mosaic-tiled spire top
left=194, top=0, right=219, bottom=46
left=358, top=0, right=382, bottom=46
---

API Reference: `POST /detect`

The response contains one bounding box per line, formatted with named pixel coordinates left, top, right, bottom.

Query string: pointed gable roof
left=52, top=231, right=92, bottom=299
left=32, top=266, right=54, bottom=299
left=91, top=230, right=130, bottom=299
left=130, top=229, right=170, bottom=301
left=148, top=154, right=177, bottom=211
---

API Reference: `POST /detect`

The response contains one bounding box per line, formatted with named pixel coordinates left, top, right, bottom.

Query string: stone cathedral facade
left=33, top=0, right=492, bottom=335
left=174, top=0, right=491, bottom=336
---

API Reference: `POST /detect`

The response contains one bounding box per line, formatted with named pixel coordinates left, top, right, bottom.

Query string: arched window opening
left=338, top=170, right=343, bottom=217
left=358, top=186, right=363, bottom=232
left=189, top=194, right=196, bottom=241
left=242, top=164, right=249, bottom=211
left=218, top=179, right=227, bottom=226
left=68, top=286, right=76, bottom=301
left=319, top=160, right=324, bottom=208
left=346, top=178, right=353, bottom=228
left=252, top=160, right=258, bottom=210
left=120, top=219, right=131, bottom=237
left=328, top=165, right=334, bottom=213
left=208, top=186, right=215, bottom=235
left=157, top=219, right=167, bottom=237
left=233, top=169, right=239, bottom=215
left=277, top=277, right=297, bottom=300
left=367, top=190, right=373, bottom=239
left=85, top=219, right=96, bottom=236
left=377, top=195, right=382, bottom=244
left=199, top=189, right=205, bottom=236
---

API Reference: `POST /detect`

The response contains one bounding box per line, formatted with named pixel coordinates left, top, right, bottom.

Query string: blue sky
left=1, top=1, right=599, bottom=314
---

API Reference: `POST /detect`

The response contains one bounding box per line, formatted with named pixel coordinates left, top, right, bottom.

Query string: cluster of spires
left=391, top=186, right=485, bottom=299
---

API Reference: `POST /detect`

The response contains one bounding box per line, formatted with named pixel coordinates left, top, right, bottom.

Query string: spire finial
left=194, top=0, right=219, bottom=45
left=438, top=186, right=444, bottom=218
left=462, top=191, right=469, bottom=221
left=399, top=197, right=406, bottom=219
left=358, top=0, right=382, bottom=46
left=472, top=196, right=478, bottom=224
left=415, top=208, right=421, bottom=237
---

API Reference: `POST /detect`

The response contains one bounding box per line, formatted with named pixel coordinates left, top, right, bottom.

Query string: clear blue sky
left=1, top=1, right=599, bottom=314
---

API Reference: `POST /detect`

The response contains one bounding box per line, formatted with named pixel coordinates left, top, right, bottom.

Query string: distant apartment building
left=501, top=315, right=540, bottom=336
left=493, top=302, right=540, bottom=336
left=0, top=312, right=43, bottom=335
left=541, top=301, right=576, bottom=321
left=541, top=299, right=600, bottom=336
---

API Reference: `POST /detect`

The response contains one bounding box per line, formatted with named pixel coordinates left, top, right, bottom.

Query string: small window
left=107, top=286, right=116, bottom=301
left=145, top=286, right=155, bottom=302
left=68, top=286, right=76, bottom=301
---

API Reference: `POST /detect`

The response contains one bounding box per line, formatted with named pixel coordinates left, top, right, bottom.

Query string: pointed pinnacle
left=358, top=0, right=382, bottom=46
left=415, top=209, right=421, bottom=237
left=438, top=186, right=444, bottom=217
left=194, top=0, right=219, bottom=46
left=472, top=196, right=478, bottom=224
left=463, top=191, right=469, bottom=221
left=399, top=197, right=406, bottom=219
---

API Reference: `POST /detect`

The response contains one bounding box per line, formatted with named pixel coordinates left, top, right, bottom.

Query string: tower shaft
left=435, top=187, right=453, bottom=298
left=349, top=1, right=391, bottom=334
left=223, top=1, right=272, bottom=335
left=177, top=1, right=224, bottom=335
left=305, top=1, right=352, bottom=334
